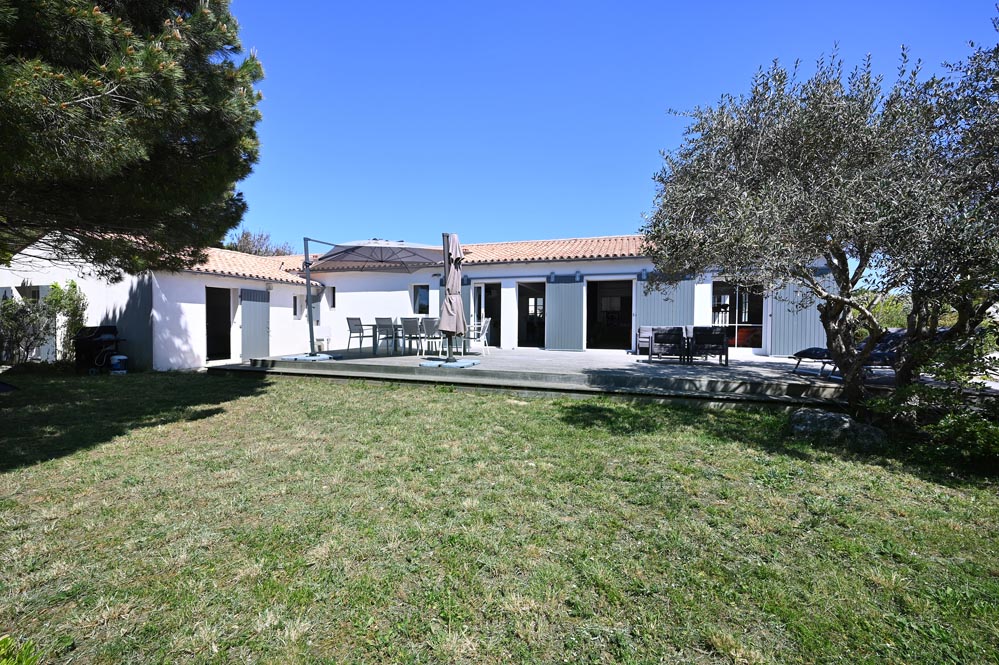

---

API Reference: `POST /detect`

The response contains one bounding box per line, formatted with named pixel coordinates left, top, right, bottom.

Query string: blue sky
left=231, top=1, right=998, bottom=250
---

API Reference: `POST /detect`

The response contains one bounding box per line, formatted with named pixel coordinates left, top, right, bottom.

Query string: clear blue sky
left=231, top=1, right=998, bottom=250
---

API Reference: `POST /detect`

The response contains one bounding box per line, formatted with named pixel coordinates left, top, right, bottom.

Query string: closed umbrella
left=439, top=233, right=466, bottom=361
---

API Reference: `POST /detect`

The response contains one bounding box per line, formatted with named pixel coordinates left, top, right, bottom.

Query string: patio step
left=211, top=356, right=844, bottom=408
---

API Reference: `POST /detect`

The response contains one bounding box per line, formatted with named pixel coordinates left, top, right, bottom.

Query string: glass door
left=711, top=281, right=763, bottom=348
left=472, top=283, right=485, bottom=327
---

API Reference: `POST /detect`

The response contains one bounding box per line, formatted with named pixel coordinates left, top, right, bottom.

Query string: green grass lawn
left=1, top=372, right=997, bottom=663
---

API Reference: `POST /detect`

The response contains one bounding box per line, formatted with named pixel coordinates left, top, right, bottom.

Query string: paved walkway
left=210, top=346, right=854, bottom=409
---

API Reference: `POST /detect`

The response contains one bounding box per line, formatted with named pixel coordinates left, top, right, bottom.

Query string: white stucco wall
left=693, top=276, right=713, bottom=327
left=0, top=251, right=149, bottom=361
left=151, top=272, right=313, bottom=370
left=313, top=270, right=441, bottom=349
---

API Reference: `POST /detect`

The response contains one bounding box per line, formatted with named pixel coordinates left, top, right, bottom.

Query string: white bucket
left=110, top=355, right=128, bottom=375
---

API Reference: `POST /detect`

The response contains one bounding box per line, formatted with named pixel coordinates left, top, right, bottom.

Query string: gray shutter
left=240, top=288, right=270, bottom=360
left=462, top=282, right=472, bottom=323
left=635, top=278, right=695, bottom=327
left=769, top=281, right=826, bottom=356
left=545, top=277, right=584, bottom=350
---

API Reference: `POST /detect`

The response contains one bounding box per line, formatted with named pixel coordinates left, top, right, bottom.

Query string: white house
left=307, top=235, right=826, bottom=356
left=1, top=234, right=826, bottom=370
left=0, top=245, right=321, bottom=370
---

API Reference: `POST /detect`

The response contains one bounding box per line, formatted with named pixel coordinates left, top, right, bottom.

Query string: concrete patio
left=208, top=346, right=859, bottom=409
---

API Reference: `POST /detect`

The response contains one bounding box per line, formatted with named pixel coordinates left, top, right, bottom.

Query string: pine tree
left=0, top=0, right=263, bottom=278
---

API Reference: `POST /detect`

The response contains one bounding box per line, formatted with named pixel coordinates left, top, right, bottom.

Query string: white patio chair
left=464, top=317, right=491, bottom=355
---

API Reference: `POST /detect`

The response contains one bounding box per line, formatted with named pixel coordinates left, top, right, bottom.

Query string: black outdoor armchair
left=636, top=325, right=655, bottom=356
left=648, top=326, right=689, bottom=364
left=690, top=326, right=729, bottom=366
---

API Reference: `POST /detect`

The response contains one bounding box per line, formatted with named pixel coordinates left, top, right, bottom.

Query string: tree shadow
left=99, top=275, right=154, bottom=370
left=0, top=370, right=269, bottom=472
left=556, top=398, right=996, bottom=488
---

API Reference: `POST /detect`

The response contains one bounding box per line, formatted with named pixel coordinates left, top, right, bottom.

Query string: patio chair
left=463, top=317, right=491, bottom=355
left=374, top=317, right=399, bottom=354
left=648, top=326, right=689, bottom=364
left=346, top=317, right=373, bottom=353
left=399, top=317, right=424, bottom=355
left=636, top=325, right=655, bottom=356
left=690, top=326, right=729, bottom=366
left=421, top=317, right=443, bottom=356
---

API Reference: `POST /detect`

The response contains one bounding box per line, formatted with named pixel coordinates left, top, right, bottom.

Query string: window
left=15, top=284, right=41, bottom=302
left=327, top=286, right=336, bottom=309
left=412, top=285, right=429, bottom=315
left=600, top=295, right=621, bottom=312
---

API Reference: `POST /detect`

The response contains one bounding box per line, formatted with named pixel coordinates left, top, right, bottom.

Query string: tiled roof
left=463, top=235, right=645, bottom=264
left=185, top=248, right=313, bottom=285
left=187, top=236, right=646, bottom=281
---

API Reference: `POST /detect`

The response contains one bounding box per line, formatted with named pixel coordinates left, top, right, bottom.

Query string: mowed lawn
left=1, top=372, right=997, bottom=663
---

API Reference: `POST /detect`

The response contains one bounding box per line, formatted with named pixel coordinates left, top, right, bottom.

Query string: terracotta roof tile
left=186, top=248, right=313, bottom=285
left=186, top=236, right=646, bottom=281
left=463, top=235, right=645, bottom=264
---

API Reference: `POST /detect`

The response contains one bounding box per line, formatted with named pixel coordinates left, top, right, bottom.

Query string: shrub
left=45, top=281, right=88, bottom=361
left=0, top=282, right=88, bottom=365
left=869, top=322, right=999, bottom=469
left=0, top=297, right=58, bottom=365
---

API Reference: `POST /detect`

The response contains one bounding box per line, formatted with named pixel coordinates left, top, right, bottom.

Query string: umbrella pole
left=304, top=237, right=316, bottom=356
left=443, top=233, right=456, bottom=363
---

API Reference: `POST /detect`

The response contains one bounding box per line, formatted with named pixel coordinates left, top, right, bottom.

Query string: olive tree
left=889, top=17, right=999, bottom=388
left=642, top=53, right=954, bottom=406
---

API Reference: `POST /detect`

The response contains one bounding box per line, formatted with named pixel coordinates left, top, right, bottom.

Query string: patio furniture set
left=636, top=325, right=730, bottom=366
left=346, top=316, right=491, bottom=356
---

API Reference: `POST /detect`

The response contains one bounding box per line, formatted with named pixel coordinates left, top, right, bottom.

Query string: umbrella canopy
left=310, top=239, right=444, bottom=273
left=439, top=233, right=466, bottom=336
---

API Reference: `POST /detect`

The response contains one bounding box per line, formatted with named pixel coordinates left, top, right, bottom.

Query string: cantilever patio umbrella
left=301, top=237, right=445, bottom=355
left=310, top=239, right=443, bottom=273
left=438, top=233, right=466, bottom=362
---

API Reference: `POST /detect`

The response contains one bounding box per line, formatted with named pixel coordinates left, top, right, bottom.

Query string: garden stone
left=789, top=408, right=887, bottom=452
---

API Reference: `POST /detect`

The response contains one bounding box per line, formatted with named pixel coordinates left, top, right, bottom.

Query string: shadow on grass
left=557, top=399, right=997, bottom=487
left=0, top=369, right=269, bottom=473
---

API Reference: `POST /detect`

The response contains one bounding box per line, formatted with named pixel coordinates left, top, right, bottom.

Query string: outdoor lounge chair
left=791, top=329, right=907, bottom=377
left=648, top=326, right=689, bottom=363
left=346, top=317, right=373, bottom=352
left=690, top=326, right=729, bottom=366
left=791, top=347, right=836, bottom=375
